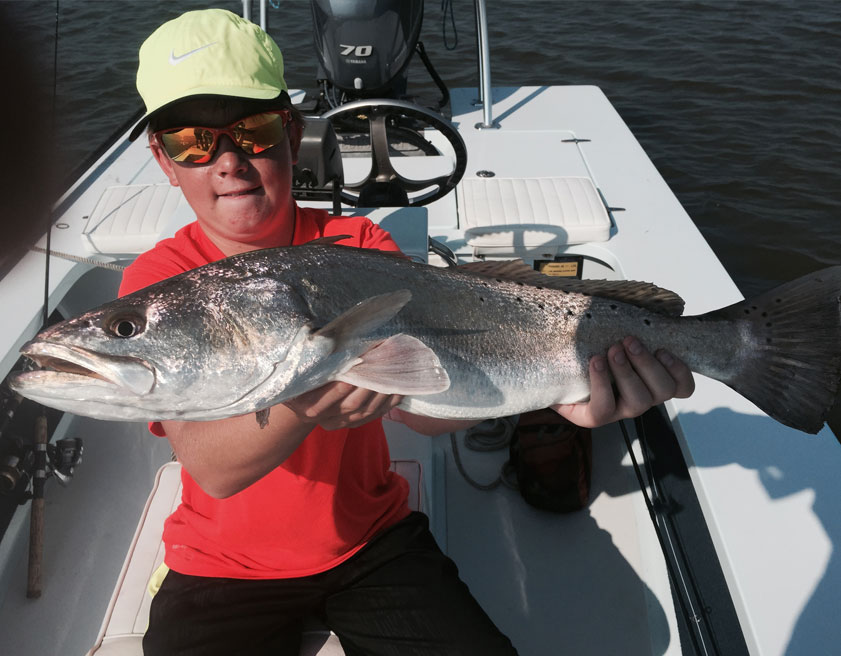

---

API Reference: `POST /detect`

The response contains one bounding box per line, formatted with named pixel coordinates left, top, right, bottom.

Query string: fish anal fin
left=335, top=334, right=450, bottom=395
left=458, top=260, right=685, bottom=316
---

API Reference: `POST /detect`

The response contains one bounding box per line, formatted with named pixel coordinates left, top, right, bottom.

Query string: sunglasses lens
left=159, top=127, right=216, bottom=163
left=235, top=113, right=288, bottom=155
left=157, top=112, right=289, bottom=163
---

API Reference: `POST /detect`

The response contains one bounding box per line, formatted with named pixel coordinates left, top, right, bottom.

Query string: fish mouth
left=15, top=341, right=156, bottom=396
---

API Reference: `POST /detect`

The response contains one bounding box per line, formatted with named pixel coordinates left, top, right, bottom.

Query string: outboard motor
left=311, top=0, right=448, bottom=111
left=302, top=0, right=465, bottom=209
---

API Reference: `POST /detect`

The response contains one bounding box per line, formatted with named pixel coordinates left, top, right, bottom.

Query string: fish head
left=9, top=274, right=294, bottom=421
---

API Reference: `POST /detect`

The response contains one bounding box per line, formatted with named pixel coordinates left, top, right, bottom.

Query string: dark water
left=3, top=0, right=841, bottom=296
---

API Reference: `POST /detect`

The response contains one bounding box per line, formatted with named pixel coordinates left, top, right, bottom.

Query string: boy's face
left=149, top=97, right=302, bottom=253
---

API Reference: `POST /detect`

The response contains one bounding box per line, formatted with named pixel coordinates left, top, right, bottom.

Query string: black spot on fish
left=537, top=303, right=544, bottom=310
left=586, top=312, right=592, bottom=319
left=566, top=309, right=574, bottom=316
left=644, top=319, right=651, bottom=326
left=610, top=304, right=617, bottom=310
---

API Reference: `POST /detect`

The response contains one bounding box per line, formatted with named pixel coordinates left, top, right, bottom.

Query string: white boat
left=0, top=2, right=839, bottom=655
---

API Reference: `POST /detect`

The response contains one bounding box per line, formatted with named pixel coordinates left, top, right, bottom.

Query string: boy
left=124, top=9, right=693, bottom=655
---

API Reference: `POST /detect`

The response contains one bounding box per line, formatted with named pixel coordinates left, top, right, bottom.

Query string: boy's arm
left=162, top=382, right=402, bottom=499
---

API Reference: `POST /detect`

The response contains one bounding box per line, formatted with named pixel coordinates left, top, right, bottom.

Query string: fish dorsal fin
left=458, top=259, right=685, bottom=316
left=305, top=235, right=354, bottom=246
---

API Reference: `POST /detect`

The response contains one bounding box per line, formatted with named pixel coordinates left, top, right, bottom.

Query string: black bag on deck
left=509, top=409, right=593, bottom=513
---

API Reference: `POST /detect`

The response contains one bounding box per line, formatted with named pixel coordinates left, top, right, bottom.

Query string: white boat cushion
left=81, top=183, right=193, bottom=256
left=458, top=176, right=611, bottom=253
left=87, top=460, right=425, bottom=656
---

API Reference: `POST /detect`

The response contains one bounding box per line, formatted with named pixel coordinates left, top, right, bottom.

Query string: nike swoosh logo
left=169, top=42, right=217, bottom=65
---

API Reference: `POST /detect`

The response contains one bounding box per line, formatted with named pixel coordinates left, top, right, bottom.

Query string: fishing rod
left=26, top=0, right=60, bottom=600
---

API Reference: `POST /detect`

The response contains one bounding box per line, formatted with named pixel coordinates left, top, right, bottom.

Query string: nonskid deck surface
left=0, top=417, right=172, bottom=656
left=435, top=421, right=679, bottom=655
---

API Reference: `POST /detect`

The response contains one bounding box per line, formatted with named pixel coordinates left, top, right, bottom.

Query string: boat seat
left=457, top=176, right=611, bottom=256
left=80, top=120, right=346, bottom=257
left=81, top=183, right=194, bottom=256
left=86, top=459, right=427, bottom=656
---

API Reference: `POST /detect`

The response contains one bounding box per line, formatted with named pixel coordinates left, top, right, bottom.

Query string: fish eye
left=106, top=313, right=146, bottom=339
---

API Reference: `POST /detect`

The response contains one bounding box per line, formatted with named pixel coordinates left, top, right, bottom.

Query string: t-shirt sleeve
left=358, top=220, right=402, bottom=252
left=295, top=206, right=403, bottom=254
left=118, top=250, right=188, bottom=297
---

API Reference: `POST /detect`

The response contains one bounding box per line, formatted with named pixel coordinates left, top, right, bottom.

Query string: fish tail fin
left=708, top=266, right=841, bottom=433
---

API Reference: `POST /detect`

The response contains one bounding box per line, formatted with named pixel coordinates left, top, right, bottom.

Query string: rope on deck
left=30, top=246, right=127, bottom=272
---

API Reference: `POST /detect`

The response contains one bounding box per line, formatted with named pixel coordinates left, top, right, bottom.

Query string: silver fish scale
left=252, top=245, right=735, bottom=419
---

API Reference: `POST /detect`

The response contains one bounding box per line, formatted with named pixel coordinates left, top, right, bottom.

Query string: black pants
left=143, top=512, right=518, bottom=655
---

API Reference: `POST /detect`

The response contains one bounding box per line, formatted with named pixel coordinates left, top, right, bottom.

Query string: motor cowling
left=310, top=0, right=424, bottom=98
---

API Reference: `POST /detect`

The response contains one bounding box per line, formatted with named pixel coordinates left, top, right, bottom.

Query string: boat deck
left=0, top=412, right=679, bottom=656
left=1, top=84, right=838, bottom=655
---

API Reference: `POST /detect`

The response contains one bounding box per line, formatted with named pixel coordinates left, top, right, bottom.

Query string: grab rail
left=474, top=0, right=497, bottom=129
left=242, top=0, right=268, bottom=31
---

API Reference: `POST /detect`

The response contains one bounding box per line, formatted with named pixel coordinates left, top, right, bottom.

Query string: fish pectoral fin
left=335, top=334, right=450, bottom=395
left=314, top=290, right=412, bottom=352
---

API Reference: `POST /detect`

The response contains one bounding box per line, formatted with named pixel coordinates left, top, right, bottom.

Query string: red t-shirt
left=119, top=206, right=410, bottom=579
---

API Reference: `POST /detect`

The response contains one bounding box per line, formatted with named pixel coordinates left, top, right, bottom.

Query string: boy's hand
left=283, top=382, right=403, bottom=430
left=553, top=337, right=695, bottom=428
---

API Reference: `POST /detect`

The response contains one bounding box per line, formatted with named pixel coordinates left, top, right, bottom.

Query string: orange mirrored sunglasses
left=154, top=110, right=291, bottom=164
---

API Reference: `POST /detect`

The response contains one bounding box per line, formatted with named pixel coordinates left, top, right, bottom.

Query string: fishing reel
left=0, top=436, right=34, bottom=495
left=48, top=437, right=84, bottom=486
left=1, top=372, right=83, bottom=496
left=0, top=436, right=83, bottom=495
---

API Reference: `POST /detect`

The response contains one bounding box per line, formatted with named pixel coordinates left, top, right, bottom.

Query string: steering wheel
left=321, top=98, right=467, bottom=207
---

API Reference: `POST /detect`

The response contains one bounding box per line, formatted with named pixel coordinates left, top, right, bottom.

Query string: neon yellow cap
left=130, top=9, right=287, bottom=140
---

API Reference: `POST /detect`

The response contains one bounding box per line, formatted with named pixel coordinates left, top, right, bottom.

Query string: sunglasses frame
left=153, top=109, right=292, bottom=164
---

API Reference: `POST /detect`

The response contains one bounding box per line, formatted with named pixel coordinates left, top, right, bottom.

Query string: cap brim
left=128, top=114, right=150, bottom=142
left=127, top=91, right=288, bottom=142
